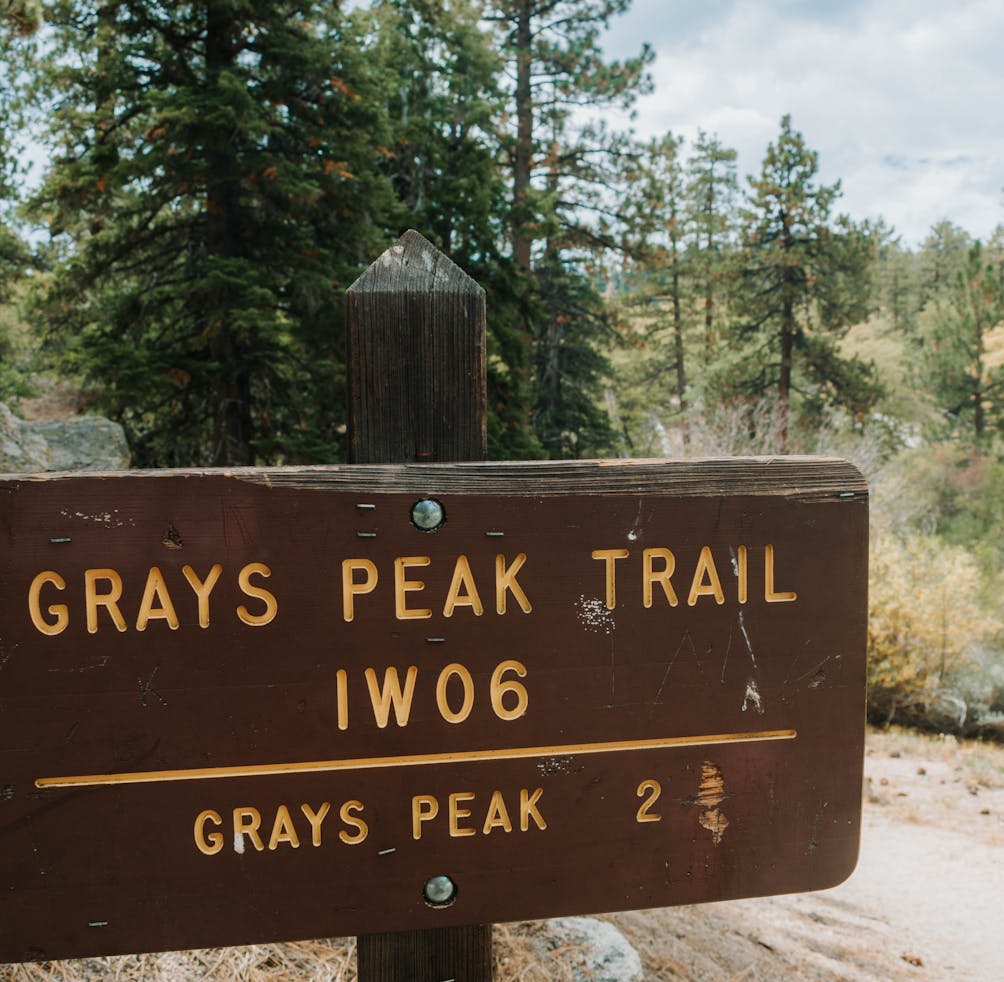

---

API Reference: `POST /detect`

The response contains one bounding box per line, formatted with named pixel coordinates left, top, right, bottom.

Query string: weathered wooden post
left=347, top=230, right=494, bottom=980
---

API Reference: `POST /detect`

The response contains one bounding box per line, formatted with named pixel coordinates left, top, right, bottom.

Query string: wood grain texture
left=347, top=229, right=487, bottom=464
left=357, top=924, right=494, bottom=982
left=0, top=456, right=867, bottom=502
left=350, top=231, right=493, bottom=980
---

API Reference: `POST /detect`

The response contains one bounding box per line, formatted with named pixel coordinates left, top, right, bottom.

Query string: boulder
left=0, top=402, right=49, bottom=472
left=534, top=916, right=643, bottom=982
left=0, top=402, right=130, bottom=472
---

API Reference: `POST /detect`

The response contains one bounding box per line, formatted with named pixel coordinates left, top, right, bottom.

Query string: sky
left=600, top=0, right=1004, bottom=247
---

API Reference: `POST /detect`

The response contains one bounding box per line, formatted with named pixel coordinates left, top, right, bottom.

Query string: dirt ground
left=606, top=727, right=1004, bottom=981
left=3, top=727, right=1002, bottom=981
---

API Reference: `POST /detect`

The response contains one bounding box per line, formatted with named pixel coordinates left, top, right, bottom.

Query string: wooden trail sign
left=0, top=457, right=867, bottom=963
left=0, top=233, right=868, bottom=969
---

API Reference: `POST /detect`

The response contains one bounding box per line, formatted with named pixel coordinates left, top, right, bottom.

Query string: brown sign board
left=0, top=457, right=867, bottom=963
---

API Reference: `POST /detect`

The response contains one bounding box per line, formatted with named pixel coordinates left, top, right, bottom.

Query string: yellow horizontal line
left=35, top=729, right=797, bottom=789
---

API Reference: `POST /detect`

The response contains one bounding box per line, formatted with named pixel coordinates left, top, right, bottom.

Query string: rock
left=30, top=417, right=131, bottom=471
left=0, top=402, right=49, bottom=472
left=534, top=916, right=643, bottom=981
left=0, top=402, right=130, bottom=472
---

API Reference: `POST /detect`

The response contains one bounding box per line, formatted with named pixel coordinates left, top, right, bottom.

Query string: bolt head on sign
left=0, top=457, right=867, bottom=963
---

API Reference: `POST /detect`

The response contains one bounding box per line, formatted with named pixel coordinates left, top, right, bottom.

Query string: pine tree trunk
left=671, top=264, right=690, bottom=445
left=778, top=293, right=794, bottom=452
left=206, top=1, right=253, bottom=466
left=512, top=0, right=533, bottom=274
left=703, top=185, right=714, bottom=361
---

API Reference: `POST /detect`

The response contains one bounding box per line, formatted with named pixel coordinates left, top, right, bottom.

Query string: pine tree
left=922, top=239, right=1004, bottom=443
left=369, top=0, right=540, bottom=459
left=685, top=130, right=737, bottom=361
left=872, top=225, right=922, bottom=336
left=489, top=0, right=652, bottom=271
left=486, top=0, right=651, bottom=455
left=727, top=115, right=879, bottom=448
left=0, top=1, right=37, bottom=303
left=30, top=1, right=396, bottom=466
left=919, top=220, right=971, bottom=305
left=619, top=132, right=694, bottom=445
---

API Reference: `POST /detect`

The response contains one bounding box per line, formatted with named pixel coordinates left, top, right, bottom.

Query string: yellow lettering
left=449, top=792, right=476, bottom=837
left=412, top=794, right=439, bottom=840
left=490, top=660, right=529, bottom=721
left=300, top=802, right=331, bottom=847
left=233, top=807, right=264, bottom=852
left=135, top=566, right=179, bottom=631
left=394, top=556, right=431, bottom=619
left=268, top=805, right=300, bottom=850
left=194, top=809, right=224, bottom=855
left=765, top=544, right=797, bottom=602
left=436, top=663, right=475, bottom=724
left=237, top=563, right=278, bottom=626
left=336, top=668, right=349, bottom=731
left=495, top=553, right=532, bottom=614
left=28, top=571, right=68, bottom=636
left=642, top=548, right=678, bottom=608
left=342, top=558, right=377, bottom=622
left=85, top=568, right=126, bottom=634
left=482, top=790, right=513, bottom=834
left=338, top=800, right=368, bottom=845
left=736, top=545, right=748, bottom=604
left=182, top=563, right=223, bottom=628
left=636, top=779, right=662, bottom=823
left=520, top=787, right=547, bottom=831
left=365, top=665, right=418, bottom=728
left=592, top=549, right=629, bottom=610
left=688, top=547, right=725, bottom=606
left=443, top=554, right=484, bottom=617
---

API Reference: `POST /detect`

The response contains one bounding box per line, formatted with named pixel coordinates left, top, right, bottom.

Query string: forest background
left=1, top=0, right=1002, bottom=736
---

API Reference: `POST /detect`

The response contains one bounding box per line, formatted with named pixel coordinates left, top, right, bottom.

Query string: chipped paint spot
left=536, top=756, right=581, bottom=777
left=576, top=595, right=614, bottom=635
left=59, top=508, right=132, bottom=528
left=684, top=761, right=731, bottom=845
left=233, top=831, right=245, bottom=855
left=742, top=678, right=764, bottom=714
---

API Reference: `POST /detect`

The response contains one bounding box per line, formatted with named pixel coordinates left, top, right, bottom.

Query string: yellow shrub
left=868, top=528, right=1000, bottom=711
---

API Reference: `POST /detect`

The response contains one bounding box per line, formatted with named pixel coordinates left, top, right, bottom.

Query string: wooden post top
left=348, top=229, right=484, bottom=298
left=346, top=230, right=487, bottom=465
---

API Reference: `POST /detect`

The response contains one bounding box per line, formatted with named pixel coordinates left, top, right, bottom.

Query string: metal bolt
left=423, top=874, right=457, bottom=907
left=411, top=498, right=445, bottom=532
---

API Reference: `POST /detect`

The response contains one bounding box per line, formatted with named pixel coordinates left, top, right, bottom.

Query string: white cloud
left=610, top=0, right=1004, bottom=244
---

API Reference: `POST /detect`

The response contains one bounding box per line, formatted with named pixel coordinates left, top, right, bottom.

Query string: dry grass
left=0, top=939, right=358, bottom=982
left=0, top=926, right=578, bottom=982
